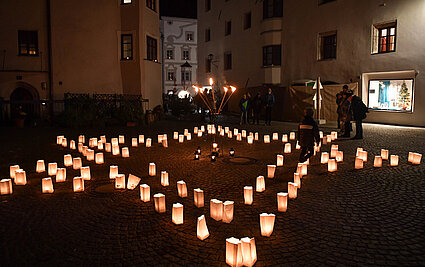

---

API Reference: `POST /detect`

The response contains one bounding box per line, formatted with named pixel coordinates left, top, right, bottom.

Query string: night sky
left=160, top=0, right=197, bottom=19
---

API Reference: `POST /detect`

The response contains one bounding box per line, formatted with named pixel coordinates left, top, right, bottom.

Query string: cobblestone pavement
left=1, top=118, right=425, bottom=266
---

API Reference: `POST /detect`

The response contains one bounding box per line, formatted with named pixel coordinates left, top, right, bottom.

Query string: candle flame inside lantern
left=160, top=171, right=169, bottom=186
left=172, top=203, right=184, bottom=225
left=374, top=156, right=383, bottom=167
left=127, top=174, right=141, bottom=190
left=277, top=192, right=288, bottom=212
left=355, top=157, right=364, bottom=169
left=197, top=215, right=209, bottom=240
left=154, top=193, right=166, bottom=213
left=0, top=179, right=13, bottom=195
left=256, top=176, right=265, bottom=192
left=390, top=155, right=399, bottom=166
left=140, top=184, right=150, bottom=202
left=177, top=180, right=188, bottom=198
left=260, top=213, right=276, bottom=237
left=244, top=186, right=253, bottom=205
left=194, top=188, right=204, bottom=208
left=276, top=154, right=284, bottom=166
left=73, top=177, right=84, bottom=192
left=42, top=177, right=54, bottom=194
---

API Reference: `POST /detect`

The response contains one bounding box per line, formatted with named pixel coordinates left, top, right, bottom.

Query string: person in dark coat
left=264, top=88, right=275, bottom=126
left=348, top=94, right=368, bottom=139
left=340, top=90, right=353, bottom=137
left=298, top=107, right=320, bottom=163
left=336, top=85, right=349, bottom=130
left=251, top=92, right=263, bottom=125
left=246, top=92, right=253, bottom=124
left=239, top=94, right=249, bottom=125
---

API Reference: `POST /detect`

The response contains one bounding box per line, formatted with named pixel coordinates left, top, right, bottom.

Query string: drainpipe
left=46, top=0, right=54, bottom=121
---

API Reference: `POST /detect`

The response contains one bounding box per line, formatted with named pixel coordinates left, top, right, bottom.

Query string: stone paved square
left=1, top=119, right=425, bottom=266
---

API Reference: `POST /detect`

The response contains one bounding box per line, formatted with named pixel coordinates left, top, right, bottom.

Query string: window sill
left=145, top=59, right=161, bottom=64
left=262, top=65, right=281, bottom=68
left=121, top=58, right=133, bottom=61
left=18, top=54, right=39, bottom=57
left=371, top=50, right=396, bottom=55
left=317, top=58, right=336, bottom=62
left=262, top=17, right=283, bottom=22
left=368, top=108, right=413, bottom=114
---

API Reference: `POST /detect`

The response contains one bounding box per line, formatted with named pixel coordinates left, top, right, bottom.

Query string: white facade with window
left=282, top=0, right=425, bottom=126
left=160, top=16, right=197, bottom=95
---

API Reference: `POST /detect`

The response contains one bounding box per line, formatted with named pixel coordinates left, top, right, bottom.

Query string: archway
left=10, top=87, right=39, bottom=121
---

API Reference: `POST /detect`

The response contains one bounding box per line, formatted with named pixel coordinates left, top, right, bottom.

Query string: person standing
left=239, top=94, right=249, bottom=125
left=336, top=85, right=349, bottom=131
left=348, top=93, right=368, bottom=139
left=246, top=92, right=253, bottom=124
left=264, top=88, right=275, bottom=126
left=251, top=92, right=263, bottom=125
left=298, top=107, right=320, bottom=163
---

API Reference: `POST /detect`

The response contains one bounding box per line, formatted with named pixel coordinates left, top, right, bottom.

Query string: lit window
left=167, top=71, right=175, bottom=81
left=18, top=30, right=38, bottom=56
left=182, top=49, right=190, bottom=60
left=224, top=52, right=232, bottom=70
left=186, top=32, right=194, bottom=41
left=147, top=36, right=157, bottom=61
left=121, top=34, right=133, bottom=60
left=318, top=31, right=337, bottom=60
left=263, top=0, right=283, bottom=19
left=166, top=49, right=174, bottom=59
left=146, top=0, right=156, bottom=11
left=368, top=79, right=413, bottom=112
left=121, top=0, right=132, bottom=4
left=372, top=22, right=396, bottom=54
left=225, top=21, right=231, bottom=36
left=263, top=45, right=281, bottom=66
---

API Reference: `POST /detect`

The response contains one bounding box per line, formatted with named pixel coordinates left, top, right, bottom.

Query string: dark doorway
left=10, top=87, right=39, bottom=122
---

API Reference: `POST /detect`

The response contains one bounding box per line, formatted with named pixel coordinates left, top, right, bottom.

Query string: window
left=205, top=0, right=211, bottom=11
left=319, top=0, right=336, bottom=5
left=368, top=79, right=413, bottom=112
left=186, top=32, right=194, bottom=41
left=181, top=70, right=191, bottom=82
left=225, top=21, right=232, bottom=36
left=372, top=22, right=396, bottom=54
left=18, top=30, right=38, bottom=56
left=146, top=0, right=156, bottom=11
left=166, top=49, right=173, bottom=59
left=263, top=0, right=283, bottom=19
left=146, top=36, right=157, bottom=61
left=205, top=58, right=211, bottom=73
left=167, top=71, right=175, bottom=81
left=121, top=34, right=133, bottom=60
left=205, top=28, right=211, bottom=42
left=121, top=0, right=132, bottom=4
left=182, top=49, right=190, bottom=60
left=224, top=52, right=232, bottom=70
left=263, top=45, right=281, bottom=66
left=244, top=12, right=252, bottom=30
left=318, top=32, right=337, bottom=60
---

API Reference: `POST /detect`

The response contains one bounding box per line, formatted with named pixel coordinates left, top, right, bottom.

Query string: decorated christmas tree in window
left=397, top=80, right=411, bottom=110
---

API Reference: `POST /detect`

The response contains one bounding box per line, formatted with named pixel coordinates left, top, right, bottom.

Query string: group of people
left=239, top=88, right=275, bottom=126
left=298, top=84, right=368, bottom=164
left=336, top=85, right=368, bottom=139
